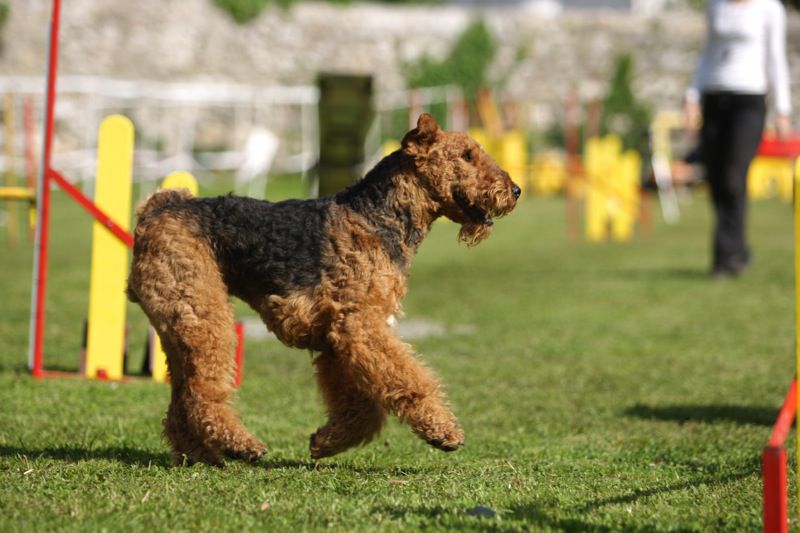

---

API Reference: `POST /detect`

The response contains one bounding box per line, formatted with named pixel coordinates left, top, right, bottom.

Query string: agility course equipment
left=31, top=111, right=245, bottom=383
left=583, top=135, right=641, bottom=242
left=26, top=0, right=136, bottom=378
left=1, top=95, right=37, bottom=247
left=82, top=115, right=133, bottom=381
left=748, top=136, right=800, bottom=202
left=762, top=378, right=795, bottom=533
left=649, top=110, right=683, bottom=224
left=761, top=158, right=800, bottom=533
left=4, top=93, right=19, bottom=247
left=27, top=0, right=245, bottom=385
left=0, top=186, right=35, bottom=201
left=529, top=152, right=567, bottom=196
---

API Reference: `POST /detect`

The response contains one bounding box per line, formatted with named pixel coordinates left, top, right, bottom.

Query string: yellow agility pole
left=83, top=116, right=134, bottom=380
left=148, top=171, right=199, bottom=383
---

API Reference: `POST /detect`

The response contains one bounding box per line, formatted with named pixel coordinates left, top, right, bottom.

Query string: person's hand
left=684, top=99, right=701, bottom=131
left=776, top=114, right=793, bottom=140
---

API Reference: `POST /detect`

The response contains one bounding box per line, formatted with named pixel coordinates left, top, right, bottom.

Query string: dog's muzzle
left=453, top=190, right=493, bottom=227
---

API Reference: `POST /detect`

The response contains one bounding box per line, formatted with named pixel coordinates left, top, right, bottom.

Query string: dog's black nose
left=511, top=185, right=521, bottom=199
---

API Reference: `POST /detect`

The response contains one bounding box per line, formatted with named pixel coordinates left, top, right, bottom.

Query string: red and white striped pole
left=28, top=0, right=61, bottom=377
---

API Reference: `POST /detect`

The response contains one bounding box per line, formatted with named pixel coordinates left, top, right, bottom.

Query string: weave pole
left=797, top=158, right=800, bottom=527
left=761, top=159, right=800, bottom=532
left=763, top=379, right=796, bottom=533
left=27, top=0, right=61, bottom=377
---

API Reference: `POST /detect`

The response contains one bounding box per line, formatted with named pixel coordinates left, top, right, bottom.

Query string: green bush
left=600, top=53, right=651, bottom=157
left=213, top=0, right=279, bottom=24
left=403, top=19, right=496, bottom=105
left=0, top=3, right=9, bottom=30
left=213, top=0, right=440, bottom=24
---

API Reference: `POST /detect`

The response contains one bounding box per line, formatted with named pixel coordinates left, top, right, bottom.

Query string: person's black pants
left=701, top=92, right=766, bottom=272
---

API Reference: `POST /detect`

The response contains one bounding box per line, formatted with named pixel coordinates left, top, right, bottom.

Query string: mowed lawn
left=0, top=182, right=796, bottom=531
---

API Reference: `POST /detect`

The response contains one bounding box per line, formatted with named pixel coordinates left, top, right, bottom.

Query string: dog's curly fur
left=127, top=114, right=520, bottom=466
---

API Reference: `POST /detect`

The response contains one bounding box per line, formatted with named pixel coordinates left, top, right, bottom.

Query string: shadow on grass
left=259, top=457, right=426, bottom=475
left=376, top=462, right=758, bottom=532
left=374, top=505, right=514, bottom=531
left=375, top=503, right=619, bottom=532
left=599, top=267, right=709, bottom=282
left=1, top=443, right=430, bottom=474
left=507, top=464, right=757, bottom=531
left=625, top=403, right=776, bottom=426
left=0, top=444, right=172, bottom=467
left=503, top=505, right=619, bottom=532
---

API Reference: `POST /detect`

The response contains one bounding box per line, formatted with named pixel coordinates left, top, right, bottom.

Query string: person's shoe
left=711, top=267, right=736, bottom=281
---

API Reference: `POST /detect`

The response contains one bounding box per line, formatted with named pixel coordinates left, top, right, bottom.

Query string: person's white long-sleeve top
left=687, top=0, right=792, bottom=116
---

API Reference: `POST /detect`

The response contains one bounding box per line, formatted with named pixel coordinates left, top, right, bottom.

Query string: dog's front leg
left=310, top=348, right=387, bottom=459
left=325, top=315, right=464, bottom=453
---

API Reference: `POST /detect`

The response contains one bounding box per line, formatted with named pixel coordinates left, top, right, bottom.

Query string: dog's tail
left=135, top=188, right=193, bottom=222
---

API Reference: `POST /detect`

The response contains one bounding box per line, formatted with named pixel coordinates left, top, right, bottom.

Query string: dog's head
left=402, top=113, right=520, bottom=245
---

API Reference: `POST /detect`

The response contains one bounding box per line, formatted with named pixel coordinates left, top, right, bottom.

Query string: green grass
left=0, top=182, right=796, bottom=531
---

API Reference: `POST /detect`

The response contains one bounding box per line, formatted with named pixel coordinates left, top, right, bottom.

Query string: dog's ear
left=401, top=113, right=440, bottom=155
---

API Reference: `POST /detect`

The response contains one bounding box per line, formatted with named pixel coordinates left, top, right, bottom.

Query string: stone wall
left=2, top=0, right=799, bottom=126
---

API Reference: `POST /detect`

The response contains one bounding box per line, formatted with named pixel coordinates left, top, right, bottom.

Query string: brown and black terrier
left=127, top=114, right=520, bottom=466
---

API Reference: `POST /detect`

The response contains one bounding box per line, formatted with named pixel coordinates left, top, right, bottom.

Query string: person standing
left=685, top=0, right=793, bottom=279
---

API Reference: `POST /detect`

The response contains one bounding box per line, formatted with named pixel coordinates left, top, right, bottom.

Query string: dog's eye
left=462, top=150, right=473, bottom=162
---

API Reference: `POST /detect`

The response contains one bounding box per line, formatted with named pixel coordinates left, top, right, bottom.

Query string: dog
left=127, top=114, right=520, bottom=465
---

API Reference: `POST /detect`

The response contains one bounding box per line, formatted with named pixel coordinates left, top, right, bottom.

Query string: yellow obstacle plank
left=161, top=171, right=199, bottom=196
left=468, top=128, right=494, bottom=158
left=84, top=116, right=134, bottom=380
left=382, top=139, right=401, bottom=158
left=149, top=171, right=199, bottom=383
left=0, top=186, right=35, bottom=201
left=748, top=156, right=794, bottom=202
left=497, top=130, right=529, bottom=192
left=149, top=327, right=168, bottom=384
left=584, top=137, right=607, bottom=241
left=531, top=153, right=566, bottom=196
left=584, top=135, right=641, bottom=242
left=611, top=150, right=641, bottom=242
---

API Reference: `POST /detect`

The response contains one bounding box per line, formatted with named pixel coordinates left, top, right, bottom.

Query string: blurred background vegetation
left=214, top=0, right=441, bottom=24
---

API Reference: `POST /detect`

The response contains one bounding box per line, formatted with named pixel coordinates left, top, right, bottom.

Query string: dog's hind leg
left=159, top=334, right=222, bottom=466
left=130, top=222, right=266, bottom=465
left=309, top=349, right=387, bottom=459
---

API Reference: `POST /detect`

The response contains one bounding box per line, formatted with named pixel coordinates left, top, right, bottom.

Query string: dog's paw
left=227, top=446, right=268, bottom=463
left=224, top=439, right=268, bottom=463
left=310, top=429, right=351, bottom=460
left=425, top=431, right=465, bottom=452
left=174, top=447, right=224, bottom=467
left=309, top=431, right=334, bottom=460
left=411, top=405, right=464, bottom=452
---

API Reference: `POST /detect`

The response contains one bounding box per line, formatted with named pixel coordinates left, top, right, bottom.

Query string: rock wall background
left=2, top=1, right=799, bottom=127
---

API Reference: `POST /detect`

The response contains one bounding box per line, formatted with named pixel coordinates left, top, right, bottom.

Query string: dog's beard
left=458, top=222, right=492, bottom=246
